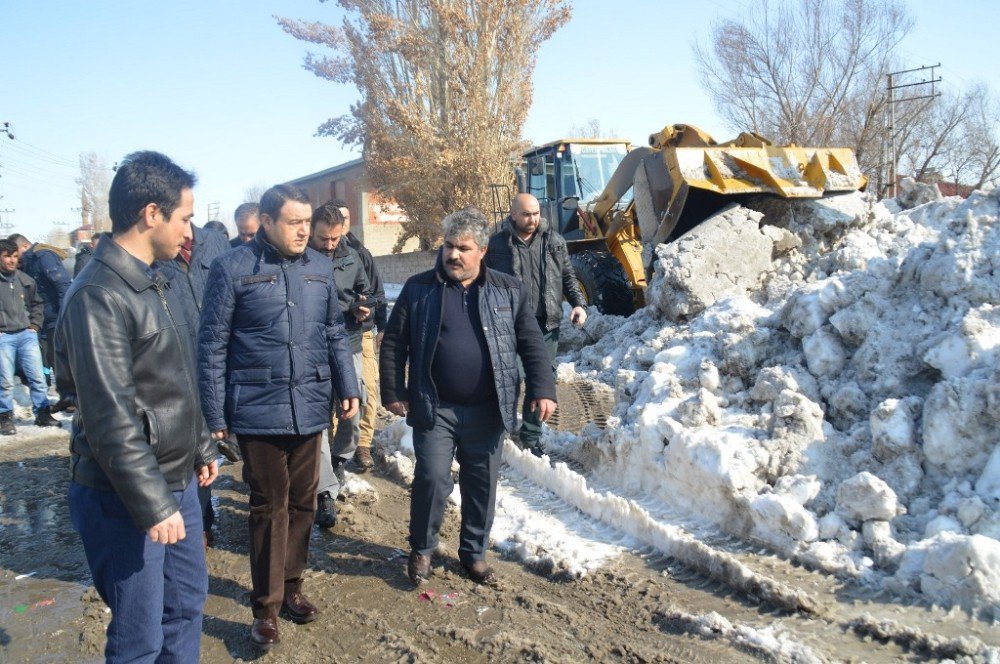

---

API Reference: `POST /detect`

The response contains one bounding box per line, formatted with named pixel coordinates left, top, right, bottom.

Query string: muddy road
left=1, top=423, right=998, bottom=663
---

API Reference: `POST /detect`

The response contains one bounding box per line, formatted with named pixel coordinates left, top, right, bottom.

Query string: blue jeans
left=0, top=329, right=49, bottom=414
left=69, top=479, right=207, bottom=664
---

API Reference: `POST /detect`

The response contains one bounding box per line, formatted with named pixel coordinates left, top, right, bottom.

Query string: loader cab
left=522, top=139, right=631, bottom=240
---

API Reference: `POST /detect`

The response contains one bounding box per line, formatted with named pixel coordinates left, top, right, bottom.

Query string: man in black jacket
left=309, top=201, right=370, bottom=527
left=485, top=193, right=587, bottom=455
left=328, top=199, right=387, bottom=470
left=230, top=201, right=260, bottom=247
left=380, top=207, right=556, bottom=586
left=56, top=151, right=217, bottom=663
left=0, top=239, right=59, bottom=434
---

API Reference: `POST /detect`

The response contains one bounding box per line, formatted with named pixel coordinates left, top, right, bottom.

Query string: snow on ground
left=377, top=186, right=1000, bottom=617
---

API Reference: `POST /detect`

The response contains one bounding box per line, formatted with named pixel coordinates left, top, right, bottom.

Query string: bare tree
left=567, top=119, right=619, bottom=139
left=278, top=0, right=571, bottom=250
left=694, top=0, right=914, bottom=187
left=243, top=182, right=270, bottom=205
left=77, top=152, right=111, bottom=232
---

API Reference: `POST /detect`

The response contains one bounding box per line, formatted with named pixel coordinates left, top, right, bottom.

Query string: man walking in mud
left=485, top=192, right=587, bottom=455
left=198, top=184, right=359, bottom=650
left=380, top=207, right=556, bottom=585
left=57, top=151, right=218, bottom=663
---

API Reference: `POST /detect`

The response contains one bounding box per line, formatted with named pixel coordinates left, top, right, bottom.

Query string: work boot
left=34, top=406, right=60, bottom=428
left=0, top=411, right=15, bottom=436
left=353, top=445, right=374, bottom=470
left=315, top=491, right=337, bottom=528
left=407, top=551, right=431, bottom=584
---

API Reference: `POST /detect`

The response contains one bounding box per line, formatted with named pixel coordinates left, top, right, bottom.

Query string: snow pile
left=559, top=187, right=1000, bottom=616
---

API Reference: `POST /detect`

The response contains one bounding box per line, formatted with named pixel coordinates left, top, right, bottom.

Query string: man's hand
left=530, top=398, right=557, bottom=422
left=569, top=306, right=587, bottom=327
left=385, top=401, right=409, bottom=417
left=148, top=510, right=185, bottom=544
left=197, top=460, right=219, bottom=487
left=340, top=397, right=360, bottom=420
left=353, top=305, right=372, bottom=323
left=211, top=429, right=228, bottom=441
left=375, top=331, right=384, bottom=350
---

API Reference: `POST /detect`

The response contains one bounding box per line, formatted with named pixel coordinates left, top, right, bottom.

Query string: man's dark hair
left=0, top=238, right=19, bottom=257
left=204, top=220, right=229, bottom=238
left=7, top=233, right=29, bottom=246
left=311, top=201, right=347, bottom=231
left=234, top=202, right=259, bottom=223
left=108, top=151, right=197, bottom=235
left=329, top=198, right=349, bottom=210
left=259, top=184, right=310, bottom=222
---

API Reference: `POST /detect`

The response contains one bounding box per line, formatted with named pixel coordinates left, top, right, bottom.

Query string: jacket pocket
left=240, top=274, right=278, bottom=286
left=230, top=367, right=271, bottom=383
left=304, top=274, right=330, bottom=284
left=316, top=364, right=332, bottom=381
left=139, top=409, right=160, bottom=453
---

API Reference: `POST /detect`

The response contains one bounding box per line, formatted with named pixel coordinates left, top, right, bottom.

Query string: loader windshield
left=564, top=143, right=631, bottom=205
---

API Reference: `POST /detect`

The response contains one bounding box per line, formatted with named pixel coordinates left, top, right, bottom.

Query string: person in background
left=0, top=238, right=59, bottom=434
left=327, top=198, right=387, bottom=471
left=230, top=202, right=260, bottom=247
left=380, top=208, right=556, bottom=586
left=204, top=219, right=230, bottom=240
left=198, top=184, right=359, bottom=650
left=73, top=232, right=103, bottom=279
left=9, top=232, right=74, bottom=412
left=157, top=222, right=229, bottom=549
left=484, top=193, right=587, bottom=455
left=57, top=150, right=217, bottom=663
left=308, top=201, right=370, bottom=528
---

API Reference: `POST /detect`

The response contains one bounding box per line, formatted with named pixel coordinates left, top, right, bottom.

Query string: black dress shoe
left=281, top=592, right=319, bottom=624
left=463, top=560, right=499, bottom=586
left=407, top=551, right=431, bottom=584
left=250, top=615, right=280, bottom=650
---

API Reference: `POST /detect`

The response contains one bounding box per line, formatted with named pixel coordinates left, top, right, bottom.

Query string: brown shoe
left=250, top=615, right=280, bottom=650
left=463, top=560, right=499, bottom=586
left=353, top=445, right=374, bottom=470
left=281, top=591, right=319, bottom=624
left=407, top=551, right=431, bottom=584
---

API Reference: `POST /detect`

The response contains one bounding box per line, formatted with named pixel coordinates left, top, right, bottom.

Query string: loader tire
left=570, top=250, right=635, bottom=316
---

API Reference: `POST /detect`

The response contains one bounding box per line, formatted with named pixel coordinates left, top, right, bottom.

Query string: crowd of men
left=12, top=149, right=587, bottom=660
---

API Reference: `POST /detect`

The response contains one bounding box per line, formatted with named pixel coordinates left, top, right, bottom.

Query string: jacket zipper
left=282, top=263, right=297, bottom=430
left=153, top=281, right=199, bottom=460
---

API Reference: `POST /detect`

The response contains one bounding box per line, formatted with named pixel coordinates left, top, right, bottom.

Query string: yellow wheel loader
left=516, top=123, right=867, bottom=315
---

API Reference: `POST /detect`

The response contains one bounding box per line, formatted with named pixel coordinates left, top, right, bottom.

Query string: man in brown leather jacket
left=56, top=151, right=218, bottom=664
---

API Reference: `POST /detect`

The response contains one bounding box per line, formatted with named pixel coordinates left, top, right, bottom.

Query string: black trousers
left=409, top=401, right=505, bottom=564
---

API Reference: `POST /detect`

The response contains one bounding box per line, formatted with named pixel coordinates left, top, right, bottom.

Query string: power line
left=885, top=63, right=942, bottom=197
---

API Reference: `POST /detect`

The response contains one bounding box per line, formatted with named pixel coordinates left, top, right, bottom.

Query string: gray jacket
left=485, top=218, right=586, bottom=331
left=0, top=269, right=43, bottom=333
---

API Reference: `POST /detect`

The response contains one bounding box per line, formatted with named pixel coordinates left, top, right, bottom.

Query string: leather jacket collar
left=92, top=237, right=164, bottom=293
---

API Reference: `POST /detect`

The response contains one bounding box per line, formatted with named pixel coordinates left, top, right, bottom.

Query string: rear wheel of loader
left=570, top=250, right=635, bottom=316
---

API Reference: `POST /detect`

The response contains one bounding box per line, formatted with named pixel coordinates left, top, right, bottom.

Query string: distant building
left=285, top=158, right=419, bottom=256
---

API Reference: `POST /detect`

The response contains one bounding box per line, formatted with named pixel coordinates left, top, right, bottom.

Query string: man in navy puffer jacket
left=198, top=184, right=359, bottom=651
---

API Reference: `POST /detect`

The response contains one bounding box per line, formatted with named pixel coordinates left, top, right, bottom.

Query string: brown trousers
left=237, top=433, right=321, bottom=618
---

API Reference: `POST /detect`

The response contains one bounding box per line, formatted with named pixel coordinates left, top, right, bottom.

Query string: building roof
left=286, top=157, right=365, bottom=186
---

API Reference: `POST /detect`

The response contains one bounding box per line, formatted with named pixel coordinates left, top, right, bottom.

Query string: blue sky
left=1, top=0, right=996, bottom=239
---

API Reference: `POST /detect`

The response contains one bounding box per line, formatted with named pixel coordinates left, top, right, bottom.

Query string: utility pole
left=206, top=202, right=220, bottom=222
left=0, top=208, right=14, bottom=235
left=886, top=64, right=942, bottom=198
